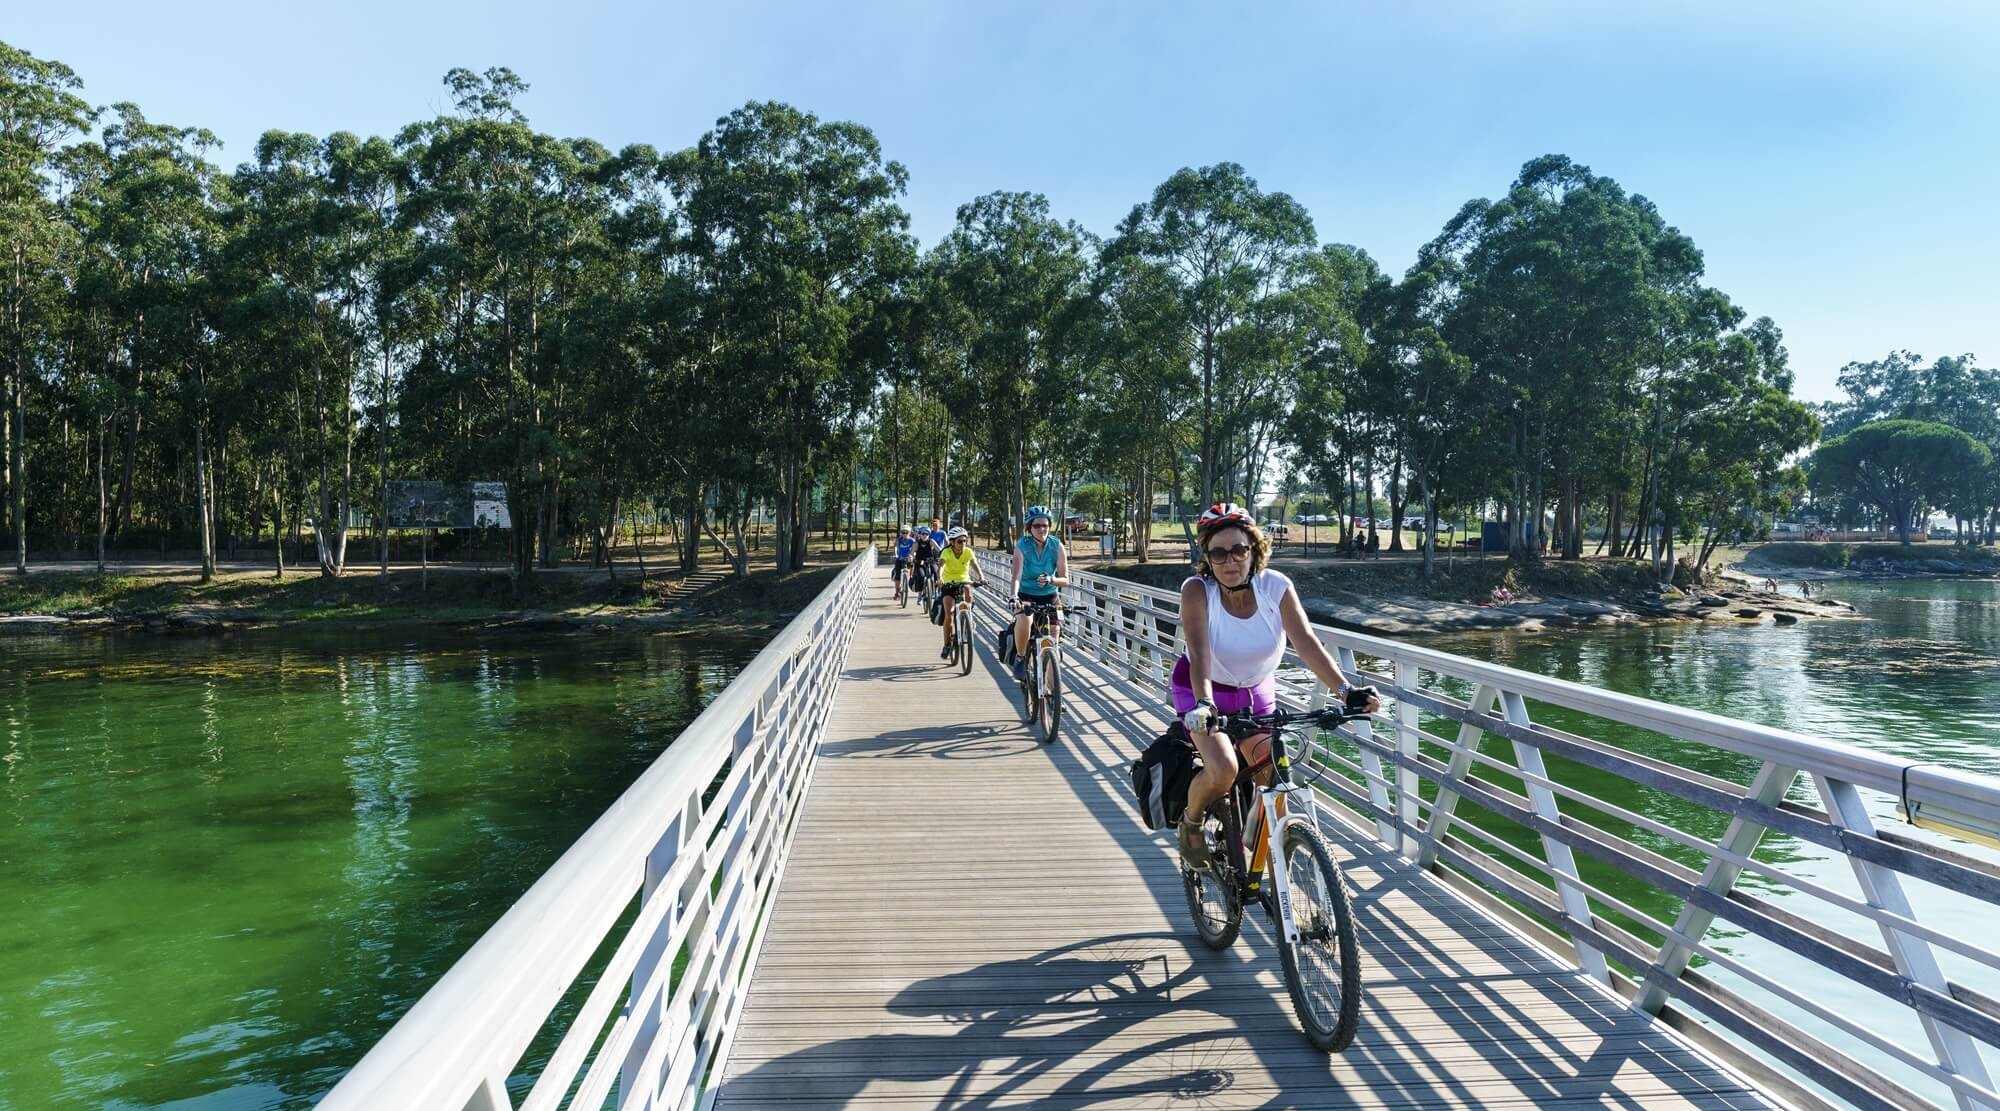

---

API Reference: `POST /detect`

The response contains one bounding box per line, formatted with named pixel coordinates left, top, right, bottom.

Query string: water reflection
left=0, top=627, right=757, bottom=1111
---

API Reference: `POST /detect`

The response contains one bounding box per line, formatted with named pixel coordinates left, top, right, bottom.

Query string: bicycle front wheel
left=1038, top=649, right=1061, bottom=743
left=956, top=613, right=973, bottom=675
left=1182, top=805, right=1241, bottom=949
left=1275, top=822, right=1362, bottom=1052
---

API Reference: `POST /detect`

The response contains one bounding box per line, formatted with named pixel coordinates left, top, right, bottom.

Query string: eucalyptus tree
left=913, top=192, right=1088, bottom=532
left=1, top=41, right=93, bottom=572
left=1076, top=252, right=1192, bottom=559
left=1105, top=163, right=1313, bottom=511
left=59, top=105, right=226, bottom=564
left=667, top=101, right=912, bottom=572
left=1280, top=244, right=1382, bottom=547
left=1420, top=156, right=1685, bottom=559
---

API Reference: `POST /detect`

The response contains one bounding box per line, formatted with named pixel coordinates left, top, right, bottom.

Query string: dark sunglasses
left=1206, top=543, right=1252, bottom=563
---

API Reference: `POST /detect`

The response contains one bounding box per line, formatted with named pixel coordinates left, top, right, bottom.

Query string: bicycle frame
left=1222, top=719, right=1332, bottom=947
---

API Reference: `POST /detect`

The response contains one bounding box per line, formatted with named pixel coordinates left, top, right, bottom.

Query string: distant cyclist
left=1173, top=503, right=1381, bottom=868
left=926, top=517, right=948, bottom=582
left=937, top=527, right=987, bottom=660
left=911, top=526, right=940, bottom=599
left=892, top=525, right=916, bottom=598
left=1009, top=505, right=1068, bottom=681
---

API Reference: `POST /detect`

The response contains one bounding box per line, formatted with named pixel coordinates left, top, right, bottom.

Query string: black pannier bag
left=1131, top=722, right=1200, bottom=830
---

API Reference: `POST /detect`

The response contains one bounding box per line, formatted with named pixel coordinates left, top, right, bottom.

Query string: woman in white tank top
left=1172, top=504, right=1381, bottom=868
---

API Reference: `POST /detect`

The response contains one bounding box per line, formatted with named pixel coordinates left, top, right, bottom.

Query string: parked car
left=1929, top=527, right=1955, bottom=540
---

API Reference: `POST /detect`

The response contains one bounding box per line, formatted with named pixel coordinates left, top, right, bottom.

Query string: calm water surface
left=4, top=582, right=1995, bottom=1109
left=0, top=627, right=757, bottom=1111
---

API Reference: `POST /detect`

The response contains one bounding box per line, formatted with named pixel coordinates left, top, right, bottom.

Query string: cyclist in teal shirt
left=1009, top=505, right=1069, bottom=680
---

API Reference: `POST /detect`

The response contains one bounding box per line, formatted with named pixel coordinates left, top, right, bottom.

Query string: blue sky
left=13, top=1, right=1997, bottom=401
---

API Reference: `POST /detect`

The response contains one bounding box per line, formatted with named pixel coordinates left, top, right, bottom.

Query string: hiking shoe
left=1013, top=657, right=1028, bottom=682
left=940, top=642, right=952, bottom=660
left=1178, top=816, right=1214, bottom=870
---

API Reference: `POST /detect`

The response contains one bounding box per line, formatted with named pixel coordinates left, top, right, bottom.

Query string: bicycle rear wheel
left=1038, top=649, right=1061, bottom=742
left=1182, top=803, right=1242, bottom=949
left=1275, top=822, right=1362, bottom=1052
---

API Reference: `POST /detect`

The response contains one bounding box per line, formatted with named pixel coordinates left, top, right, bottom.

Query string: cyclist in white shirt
left=1174, top=503, right=1380, bottom=868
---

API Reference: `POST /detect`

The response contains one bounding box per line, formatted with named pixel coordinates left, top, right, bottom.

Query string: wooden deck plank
left=712, top=575, right=1782, bottom=1110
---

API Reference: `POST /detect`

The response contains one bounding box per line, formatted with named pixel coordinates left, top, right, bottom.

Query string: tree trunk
left=95, top=422, right=107, bottom=574
left=378, top=342, right=391, bottom=577
left=194, top=409, right=215, bottom=583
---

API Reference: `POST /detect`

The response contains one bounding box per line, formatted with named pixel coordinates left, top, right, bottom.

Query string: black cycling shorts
left=940, top=582, right=970, bottom=599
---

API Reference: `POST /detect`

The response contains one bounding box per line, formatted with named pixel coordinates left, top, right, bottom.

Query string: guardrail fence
left=975, top=550, right=2000, bottom=1111
left=318, top=549, right=873, bottom=1111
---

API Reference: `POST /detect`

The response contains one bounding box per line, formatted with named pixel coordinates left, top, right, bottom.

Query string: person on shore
left=1010, top=505, right=1068, bottom=680
left=936, top=527, right=986, bottom=659
left=1173, top=503, right=1381, bottom=868
left=1799, top=580, right=1813, bottom=599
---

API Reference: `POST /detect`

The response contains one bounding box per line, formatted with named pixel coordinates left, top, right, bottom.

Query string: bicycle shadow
left=819, top=719, right=1043, bottom=761
left=720, top=932, right=1272, bottom=1108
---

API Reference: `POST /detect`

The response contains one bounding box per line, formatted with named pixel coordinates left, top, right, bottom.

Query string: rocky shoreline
left=1298, top=581, right=1857, bottom=638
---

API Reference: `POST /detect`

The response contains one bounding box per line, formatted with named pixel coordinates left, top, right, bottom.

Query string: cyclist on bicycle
left=911, top=526, right=940, bottom=598
left=937, top=526, right=987, bottom=660
left=926, top=517, right=947, bottom=582
left=892, top=525, right=916, bottom=596
left=1174, top=503, right=1381, bottom=868
left=1009, top=505, right=1068, bottom=681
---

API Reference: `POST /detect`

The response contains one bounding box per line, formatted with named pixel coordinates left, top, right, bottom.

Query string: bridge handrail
left=317, top=548, right=874, bottom=1111
left=979, top=550, right=2000, bottom=1111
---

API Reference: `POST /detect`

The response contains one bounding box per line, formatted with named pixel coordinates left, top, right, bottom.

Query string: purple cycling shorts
left=1170, top=655, right=1276, bottom=716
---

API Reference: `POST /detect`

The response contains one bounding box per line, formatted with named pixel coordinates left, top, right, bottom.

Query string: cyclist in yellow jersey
left=937, top=527, right=987, bottom=660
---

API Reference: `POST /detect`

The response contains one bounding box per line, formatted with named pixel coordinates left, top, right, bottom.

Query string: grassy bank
left=0, top=562, right=846, bottom=631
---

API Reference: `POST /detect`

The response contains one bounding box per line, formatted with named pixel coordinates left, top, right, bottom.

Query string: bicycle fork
left=1258, top=786, right=1313, bottom=947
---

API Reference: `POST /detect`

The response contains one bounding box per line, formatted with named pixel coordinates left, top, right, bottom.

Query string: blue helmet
left=1024, top=505, right=1053, bottom=525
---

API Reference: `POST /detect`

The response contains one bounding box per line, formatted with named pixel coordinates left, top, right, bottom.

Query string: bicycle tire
left=956, top=612, right=973, bottom=675
left=1182, top=802, right=1242, bottom=949
left=1275, top=821, right=1363, bottom=1052
left=1038, top=648, right=1061, bottom=742
left=1020, top=646, right=1039, bottom=723
left=898, top=579, right=908, bottom=608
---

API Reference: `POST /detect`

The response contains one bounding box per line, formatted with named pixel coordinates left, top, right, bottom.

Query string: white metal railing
left=317, top=548, right=874, bottom=1111
left=977, top=551, right=2000, bottom=1111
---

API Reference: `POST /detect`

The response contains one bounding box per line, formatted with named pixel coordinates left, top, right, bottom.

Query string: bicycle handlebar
left=1215, top=704, right=1371, bottom=739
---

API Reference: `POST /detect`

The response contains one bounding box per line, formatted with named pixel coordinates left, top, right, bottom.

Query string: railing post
left=1501, top=690, right=1610, bottom=984
left=1338, top=645, right=1396, bottom=848
left=1416, top=683, right=1496, bottom=869
left=1636, top=759, right=1797, bottom=1014
left=1392, top=660, right=1422, bottom=861
left=1816, top=774, right=2000, bottom=1111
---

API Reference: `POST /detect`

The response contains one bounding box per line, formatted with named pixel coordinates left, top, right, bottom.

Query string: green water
left=1411, top=577, right=2000, bottom=1104
left=4, top=582, right=1995, bottom=1110
left=0, top=627, right=757, bottom=1111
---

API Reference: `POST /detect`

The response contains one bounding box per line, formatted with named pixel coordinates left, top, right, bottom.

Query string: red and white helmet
left=1196, top=502, right=1255, bottom=535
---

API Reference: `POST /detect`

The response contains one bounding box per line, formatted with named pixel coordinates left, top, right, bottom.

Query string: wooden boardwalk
left=714, top=576, right=1784, bottom=1110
